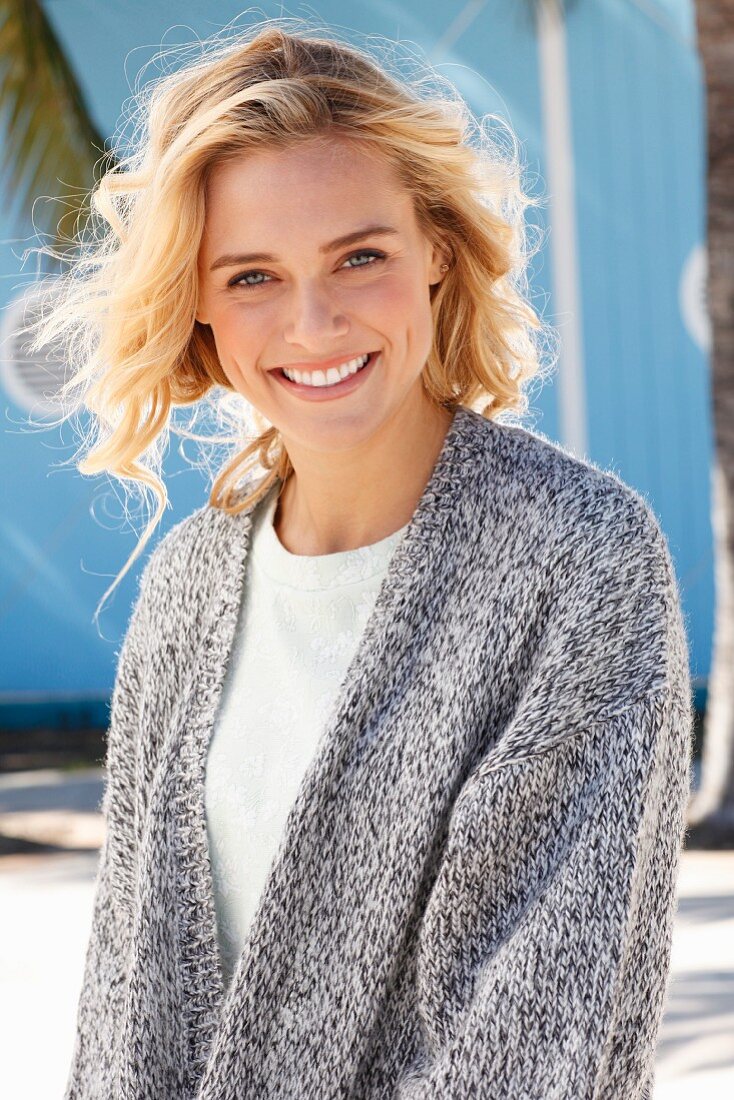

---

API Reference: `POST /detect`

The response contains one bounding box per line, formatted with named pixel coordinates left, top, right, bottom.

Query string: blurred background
left=1, top=1, right=732, bottom=1096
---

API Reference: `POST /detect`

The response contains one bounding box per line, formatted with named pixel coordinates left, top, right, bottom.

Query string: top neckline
left=250, top=482, right=411, bottom=590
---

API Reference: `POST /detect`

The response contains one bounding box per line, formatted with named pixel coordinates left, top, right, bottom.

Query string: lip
left=271, top=350, right=380, bottom=401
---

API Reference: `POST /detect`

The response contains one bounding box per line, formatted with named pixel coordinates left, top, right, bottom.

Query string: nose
left=283, top=280, right=349, bottom=349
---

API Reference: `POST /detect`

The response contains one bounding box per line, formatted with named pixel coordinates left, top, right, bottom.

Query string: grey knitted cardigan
left=64, top=403, right=693, bottom=1100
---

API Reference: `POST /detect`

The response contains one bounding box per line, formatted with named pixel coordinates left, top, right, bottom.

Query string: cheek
left=358, top=276, right=424, bottom=329
left=209, top=303, right=269, bottom=363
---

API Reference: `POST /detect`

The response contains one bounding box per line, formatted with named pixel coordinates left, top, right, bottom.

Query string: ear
left=428, top=239, right=451, bottom=287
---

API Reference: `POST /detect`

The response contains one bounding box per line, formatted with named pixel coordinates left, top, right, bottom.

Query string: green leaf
left=0, top=0, right=118, bottom=271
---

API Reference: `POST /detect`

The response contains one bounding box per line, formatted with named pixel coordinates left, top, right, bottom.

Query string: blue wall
left=0, top=0, right=712, bottom=725
left=565, top=0, right=713, bottom=701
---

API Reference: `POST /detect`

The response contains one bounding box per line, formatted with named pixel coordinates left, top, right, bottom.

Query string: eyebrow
left=209, top=224, right=400, bottom=272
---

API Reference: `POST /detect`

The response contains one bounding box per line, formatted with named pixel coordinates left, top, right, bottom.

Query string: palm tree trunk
left=686, top=0, right=734, bottom=848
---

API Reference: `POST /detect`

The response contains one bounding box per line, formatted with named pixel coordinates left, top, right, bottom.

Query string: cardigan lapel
left=163, top=403, right=491, bottom=1097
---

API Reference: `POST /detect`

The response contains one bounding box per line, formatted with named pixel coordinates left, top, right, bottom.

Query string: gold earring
left=440, top=263, right=449, bottom=272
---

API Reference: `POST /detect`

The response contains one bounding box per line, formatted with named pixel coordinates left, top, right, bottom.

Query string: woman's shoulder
left=142, top=472, right=265, bottom=575
left=135, top=502, right=213, bottom=597
left=470, top=411, right=672, bottom=575
left=130, top=482, right=257, bottom=627
left=469, top=413, right=690, bottom=721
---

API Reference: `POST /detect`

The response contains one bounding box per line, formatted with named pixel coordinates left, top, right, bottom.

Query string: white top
left=204, top=480, right=410, bottom=988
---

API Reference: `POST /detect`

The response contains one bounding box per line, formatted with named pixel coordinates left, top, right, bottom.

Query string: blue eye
left=228, top=249, right=386, bottom=290
left=230, top=270, right=272, bottom=289
left=342, top=250, right=386, bottom=269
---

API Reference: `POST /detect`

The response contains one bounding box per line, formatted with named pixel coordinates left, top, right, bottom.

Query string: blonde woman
left=37, top=21, right=692, bottom=1100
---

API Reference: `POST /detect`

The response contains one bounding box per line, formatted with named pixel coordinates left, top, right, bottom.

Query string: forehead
left=200, top=138, right=414, bottom=253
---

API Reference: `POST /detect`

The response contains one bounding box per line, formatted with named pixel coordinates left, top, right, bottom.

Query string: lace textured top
left=204, top=481, right=410, bottom=988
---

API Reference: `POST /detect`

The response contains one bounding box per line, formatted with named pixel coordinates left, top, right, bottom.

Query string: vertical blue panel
left=566, top=0, right=712, bottom=691
left=1, top=0, right=711, bottom=709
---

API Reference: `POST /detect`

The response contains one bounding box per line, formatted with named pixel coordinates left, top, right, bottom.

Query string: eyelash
left=228, top=249, right=387, bottom=290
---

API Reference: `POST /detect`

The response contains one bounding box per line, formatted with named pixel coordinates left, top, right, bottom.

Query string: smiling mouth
left=275, top=350, right=377, bottom=388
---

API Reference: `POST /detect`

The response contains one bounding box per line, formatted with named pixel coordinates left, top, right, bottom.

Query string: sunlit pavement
left=654, top=850, right=734, bottom=1099
left=1, top=768, right=733, bottom=1099
left=0, top=768, right=105, bottom=1099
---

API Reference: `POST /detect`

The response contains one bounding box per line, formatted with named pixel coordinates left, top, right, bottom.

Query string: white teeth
left=282, top=353, right=371, bottom=387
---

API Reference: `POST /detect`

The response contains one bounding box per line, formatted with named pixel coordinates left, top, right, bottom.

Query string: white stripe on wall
left=537, top=0, right=588, bottom=458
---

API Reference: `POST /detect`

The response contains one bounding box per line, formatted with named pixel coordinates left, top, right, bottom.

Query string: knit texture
left=63, top=404, right=693, bottom=1100
left=205, top=478, right=409, bottom=987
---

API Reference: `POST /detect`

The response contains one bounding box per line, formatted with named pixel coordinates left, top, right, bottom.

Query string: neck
left=273, top=398, right=456, bottom=555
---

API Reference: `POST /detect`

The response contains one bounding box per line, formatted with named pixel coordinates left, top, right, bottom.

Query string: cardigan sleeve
left=63, top=545, right=164, bottom=1100
left=393, top=685, right=693, bottom=1100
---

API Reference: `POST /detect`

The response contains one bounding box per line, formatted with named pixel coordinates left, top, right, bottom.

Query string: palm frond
left=0, top=0, right=118, bottom=270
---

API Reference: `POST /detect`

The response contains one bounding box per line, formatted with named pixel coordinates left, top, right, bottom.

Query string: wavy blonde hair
left=26, top=17, right=556, bottom=616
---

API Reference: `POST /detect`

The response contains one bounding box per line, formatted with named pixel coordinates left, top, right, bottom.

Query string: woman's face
left=195, top=136, right=448, bottom=453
